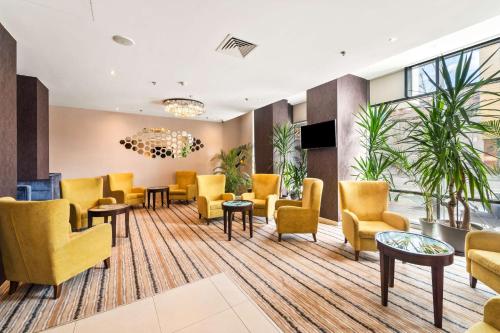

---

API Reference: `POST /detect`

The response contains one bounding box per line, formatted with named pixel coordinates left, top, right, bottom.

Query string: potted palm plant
left=283, top=148, right=307, bottom=199
left=212, top=143, right=252, bottom=195
left=272, top=122, right=296, bottom=197
left=406, top=50, right=500, bottom=253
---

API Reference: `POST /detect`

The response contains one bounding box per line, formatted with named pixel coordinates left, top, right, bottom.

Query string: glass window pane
left=406, top=61, right=437, bottom=97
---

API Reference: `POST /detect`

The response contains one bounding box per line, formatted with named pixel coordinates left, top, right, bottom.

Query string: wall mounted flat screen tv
left=300, top=120, right=336, bottom=149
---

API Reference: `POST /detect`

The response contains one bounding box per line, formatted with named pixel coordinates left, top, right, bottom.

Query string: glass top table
left=375, top=231, right=454, bottom=256
left=222, top=200, right=253, bottom=208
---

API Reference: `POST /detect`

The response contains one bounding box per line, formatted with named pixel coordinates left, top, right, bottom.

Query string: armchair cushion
left=171, top=188, right=187, bottom=195
left=275, top=199, right=302, bottom=209
left=358, top=221, right=397, bottom=239
left=252, top=199, right=266, bottom=209
left=468, top=250, right=500, bottom=275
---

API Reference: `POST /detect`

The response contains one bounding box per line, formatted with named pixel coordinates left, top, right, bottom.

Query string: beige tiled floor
left=40, top=273, right=281, bottom=333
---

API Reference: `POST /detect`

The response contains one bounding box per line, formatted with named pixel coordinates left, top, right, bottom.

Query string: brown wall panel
left=0, top=21, right=17, bottom=288
left=17, top=75, right=49, bottom=180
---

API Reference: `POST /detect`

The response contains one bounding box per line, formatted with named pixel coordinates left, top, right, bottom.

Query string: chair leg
left=312, top=233, right=317, bottom=242
left=199, top=213, right=202, bottom=219
left=8, top=281, right=19, bottom=295
left=344, top=237, right=348, bottom=244
left=470, top=275, right=477, bottom=288
left=278, top=233, right=282, bottom=242
left=266, top=217, right=269, bottom=224
left=354, top=251, right=360, bottom=261
left=53, top=284, right=62, bottom=299
left=104, top=257, right=111, bottom=269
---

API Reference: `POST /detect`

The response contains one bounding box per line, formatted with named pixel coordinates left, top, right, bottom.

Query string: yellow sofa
left=196, top=175, right=235, bottom=223
left=241, top=174, right=280, bottom=223
left=275, top=178, right=323, bottom=242
left=169, top=171, right=197, bottom=202
left=466, top=230, right=500, bottom=293
left=466, top=296, right=500, bottom=333
left=108, top=172, right=145, bottom=206
left=339, top=181, right=409, bottom=261
left=60, top=177, right=116, bottom=230
left=0, top=198, right=112, bottom=299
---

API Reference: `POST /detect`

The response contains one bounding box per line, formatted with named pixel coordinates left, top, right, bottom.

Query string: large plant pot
left=419, top=218, right=437, bottom=237
left=436, top=221, right=469, bottom=255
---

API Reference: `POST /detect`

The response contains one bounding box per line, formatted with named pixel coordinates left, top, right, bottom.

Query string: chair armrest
left=466, top=231, right=500, bottom=253
left=382, top=211, right=409, bottom=231
left=342, top=210, right=360, bottom=248
left=222, top=193, right=235, bottom=201
left=109, top=190, right=125, bottom=203
left=98, top=197, right=117, bottom=205
left=69, top=202, right=82, bottom=229
left=276, top=199, right=302, bottom=209
left=186, top=184, right=197, bottom=198
left=197, top=195, right=208, bottom=216
left=241, top=192, right=255, bottom=200
left=168, top=184, right=179, bottom=190
left=132, top=187, right=145, bottom=194
left=484, top=296, right=500, bottom=330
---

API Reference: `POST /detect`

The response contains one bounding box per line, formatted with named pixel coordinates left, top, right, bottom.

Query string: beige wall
left=369, top=70, right=405, bottom=104
left=292, top=102, right=307, bottom=123
left=49, top=106, right=226, bottom=186
left=221, top=111, right=253, bottom=151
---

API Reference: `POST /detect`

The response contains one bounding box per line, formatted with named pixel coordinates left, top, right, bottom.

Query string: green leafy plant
left=272, top=122, right=296, bottom=195
left=283, top=148, right=307, bottom=199
left=353, top=103, right=398, bottom=184
left=406, top=50, right=500, bottom=230
left=212, top=143, right=252, bottom=194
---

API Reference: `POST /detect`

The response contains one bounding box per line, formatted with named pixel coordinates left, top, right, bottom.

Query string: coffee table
left=376, top=231, right=454, bottom=328
left=222, top=200, right=253, bottom=241
left=147, top=186, right=170, bottom=210
left=88, top=204, right=130, bottom=247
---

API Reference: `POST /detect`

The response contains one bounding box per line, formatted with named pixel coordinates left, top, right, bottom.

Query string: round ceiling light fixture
left=112, top=35, right=135, bottom=46
left=163, top=98, right=205, bottom=118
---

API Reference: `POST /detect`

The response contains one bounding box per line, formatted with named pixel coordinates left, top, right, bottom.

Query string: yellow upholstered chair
left=0, top=199, right=111, bottom=299
left=275, top=178, right=323, bottom=242
left=241, top=174, right=280, bottom=223
left=108, top=172, right=145, bottom=206
left=466, top=296, right=500, bottom=333
left=339, top=181, right=409, bottom=261
left=169, top=171, right=197, bottom=202
left=60, top=177, right=116, bottom=230
left=466, top=230, right=500, bottom=293
left=196, top=175, right=235, bottom=223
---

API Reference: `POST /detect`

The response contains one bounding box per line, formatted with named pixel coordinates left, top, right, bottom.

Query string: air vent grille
left=216, top=34, right=257, bottom=58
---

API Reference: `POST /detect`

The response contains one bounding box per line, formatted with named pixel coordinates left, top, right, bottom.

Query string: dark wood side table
left=222, top=200, right=253, bottom=241
left=88, top=204, right=130, bottom=247
left=147, top=186, right=170, bottom=210
left=376, top=231, right=454, bottom=328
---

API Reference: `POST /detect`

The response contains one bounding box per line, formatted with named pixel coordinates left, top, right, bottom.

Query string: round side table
left=147, top=186, right=170, bottom=210
left=88, top=204, right=130, bottom=247
left=222, top=200, right=253, bottom=241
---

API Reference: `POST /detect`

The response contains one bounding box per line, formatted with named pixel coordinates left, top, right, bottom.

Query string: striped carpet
left=0, top=203, right=495, bottom=333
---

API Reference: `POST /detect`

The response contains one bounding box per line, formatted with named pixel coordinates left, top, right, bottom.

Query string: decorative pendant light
left=163, top=98, right=205, bottom=118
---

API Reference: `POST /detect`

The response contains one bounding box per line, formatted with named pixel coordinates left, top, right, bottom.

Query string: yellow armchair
left=275, top=178, right=323, bottom=242
left=339, top=181, right=409, bottom=261
left=466, top=296, right=500, bottom=333
left=61, top=177, right=117, bottom=230
left=169, top=170, right=197, bottom=203
left=108, top=172, right=145, bottom=206
left=241, top=174, right=280, bottom=223
left=0, top=199, right=111, bottom=299
left=196, top=175, right=235, bottom=223
left=466, top=230, right=500, bottom=293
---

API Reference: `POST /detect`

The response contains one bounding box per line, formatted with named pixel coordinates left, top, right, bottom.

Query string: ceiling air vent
left=216, top=34, right=257, bottom=58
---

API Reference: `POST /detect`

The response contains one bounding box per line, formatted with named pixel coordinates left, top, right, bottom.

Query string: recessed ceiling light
left=177, top=81, right=187, bottom=86
left=110, top=69, right=116, bottom=76
left=112, top=35, right=135, bottom=46
left=340, top=50, right=346, bottom=56
left=388, top=37, right=398, bottom=43
left=244, top=97, right=249, bottom=101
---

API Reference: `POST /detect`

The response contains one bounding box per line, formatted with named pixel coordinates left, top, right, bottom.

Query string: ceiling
left=2, top=0, right=500, bottom=121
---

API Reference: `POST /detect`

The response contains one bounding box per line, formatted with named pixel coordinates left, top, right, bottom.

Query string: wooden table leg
left=389, top=257, right=395, bottom=288
left=161, top=190, right=165, bottom=207
left=431, top=265, right=444, bottom=328
left=125, top=210, right=130, bottom=238
left=88, top=214, right=93, bottom=228
left=153, top=192, right=156, bottom=211
left=223, top=209, right=227, bottom=234
left=167, top=189, right=170, bottom=208
left=148, top=191, right=151, bottom=209
left=111, top=214, right=117, bottom=247
left=379, top=252, right=390, bottom=306
left=228, top=212, right=232, bottom=241
left=242, top=211, right=246, bottom=231
left=249, top=209, right=253, bottom=238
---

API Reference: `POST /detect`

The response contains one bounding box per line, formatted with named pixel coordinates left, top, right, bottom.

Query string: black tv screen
left=300, top=120, right=336, bottom=149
